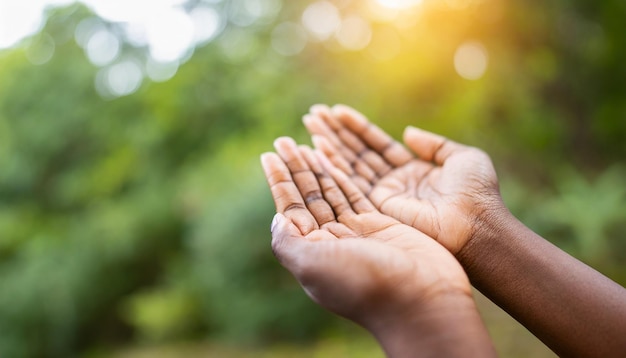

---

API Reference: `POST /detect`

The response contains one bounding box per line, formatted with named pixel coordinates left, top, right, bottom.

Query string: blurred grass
left=474, top=291, right=556, bottom=358
left=101, top=324, right=384, bottom=358
left=103, top=291, right=557, bottom=358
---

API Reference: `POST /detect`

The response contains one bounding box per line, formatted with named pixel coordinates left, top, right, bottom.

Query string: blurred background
left=0, top=0, right=624, bottom=356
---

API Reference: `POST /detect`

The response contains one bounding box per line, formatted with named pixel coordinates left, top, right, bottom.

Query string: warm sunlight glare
left=374, top=0, right=423, bottom=10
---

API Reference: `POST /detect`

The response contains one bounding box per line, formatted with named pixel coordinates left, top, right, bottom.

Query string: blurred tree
left=0, top=0, right=624, bottom=356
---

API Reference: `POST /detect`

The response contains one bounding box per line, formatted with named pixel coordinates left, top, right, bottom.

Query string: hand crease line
left=283, top=202, right=307, bottom=212
left=432, top=139, right=449, bottom=163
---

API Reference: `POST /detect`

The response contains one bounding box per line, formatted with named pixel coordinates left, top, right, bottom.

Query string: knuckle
left=304, top=190, right=324, bottom=205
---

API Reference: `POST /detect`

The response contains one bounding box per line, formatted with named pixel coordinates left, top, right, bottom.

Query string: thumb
left=270, top=213, right=307, bottom=272
left=403, top=126, right=465, bottom=165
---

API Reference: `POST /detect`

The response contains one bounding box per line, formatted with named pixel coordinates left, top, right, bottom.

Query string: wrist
left=365, top=291, right=495, bottom=358
left=461, top=197, right=516, bottom=258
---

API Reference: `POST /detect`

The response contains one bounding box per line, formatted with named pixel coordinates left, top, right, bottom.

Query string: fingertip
left=260, top=152, right=273, bottom=165
left=310, top=134, right=322, bottom=146
left=402, top=126, right=426, bottom=156
left=260, top=151, right=280, bottom=167
left=332, top=104, right=367, bottom=126
left=302, top=114, right=313, bottom=126
left=403, top=125, right=420, bottom=140
left=331, top=103, right=350, bottom=113
left=310, top=103, right=331, bottom=115
left=311, top=135, right=331, bottom=151
left=404, top=125, right=449, bottom=145
left=330, top=104, right=348, bottom=118
left=273, top=136, right=297, bottom=151
left=260, top=151, right=272, bottom=161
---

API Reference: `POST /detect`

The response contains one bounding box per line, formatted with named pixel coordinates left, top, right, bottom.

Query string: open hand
left=303, top=104, right=504, bottom=255
left=261, top=137, right=471, bottom=329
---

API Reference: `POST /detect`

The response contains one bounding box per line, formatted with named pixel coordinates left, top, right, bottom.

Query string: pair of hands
left=261, top=104, right=503, bottom=352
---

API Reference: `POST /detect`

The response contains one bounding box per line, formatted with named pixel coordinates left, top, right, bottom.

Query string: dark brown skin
left=261, top=137, right=496, bottom=358
left=303, top=103, right=626, bottom=358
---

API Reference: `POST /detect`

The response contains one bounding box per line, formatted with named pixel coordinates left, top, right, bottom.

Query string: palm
left=301, top=212, right=465, bottom=321
left=261, top=138, right=469, bottom=325
left=304, top=105, right=500, bottom=254
left=372, top=153, right=495, bottom=252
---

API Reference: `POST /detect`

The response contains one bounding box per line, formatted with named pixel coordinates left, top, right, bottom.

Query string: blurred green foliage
left=0, top=0, right=624, bottom=357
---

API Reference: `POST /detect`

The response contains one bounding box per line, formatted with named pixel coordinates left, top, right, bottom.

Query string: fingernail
left=270, top=213, right=282, bottom=232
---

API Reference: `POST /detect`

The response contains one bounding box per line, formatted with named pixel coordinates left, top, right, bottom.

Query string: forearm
left=366, top=293, right=497, bottom=358
left=458, top=209, right=626, bottom=357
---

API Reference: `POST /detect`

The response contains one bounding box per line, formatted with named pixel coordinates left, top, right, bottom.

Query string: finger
left=312, top=135, right=372, bottom=194
left=302, top=151, right=356, bottom=221
left=270, top=213, right=302, bottom=270
left=336, top=125, right=394, bottom=178
left=308, top=110, right=387, bottom=181
left=310, top=103, right=343, bottom=132
left=303, top=114, right=357, bottom=163
left=271, top=213, right=323, bottom=274
left=332, top=104, right=414, bottom=167
left=297, top=144, right=339, bottom=226
left=304, top=115, right=377, bottom=184
left=403, top=126, right=467, bottom=165
left=317, top=150, right=376, bottom=215
left=315, top=105, right=394, bottom=178
left=274, top=137, right=335, bottom=227
left=260, top=152, right=317, bottom=234
left=311, top=134, right=354, bottom=175
left=271, top=213, right=354, bottom=291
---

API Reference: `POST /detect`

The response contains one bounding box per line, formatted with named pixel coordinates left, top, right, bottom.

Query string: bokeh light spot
left=96, top=59, right=144, bottom=98
left=245, top=0, right=283, bottom=24
left=190, top=6, right=222, bottom=45
left=86, top=29, right=120, bottom=66
left=122, top=22, right=148, bottom=47
left=336, top=16, right=372, bottom=51
left=26, top=32, right=56, bottom=65
left=146, top=57, right=179, bottom=82
left=454, top=41, right=488, bottom=80
left=106, top=60, right=143, bottom=97
left=301, top=1, right=341, bottom=41
left=365, top=0, right=401, bottom=23
left=83, top=0, right=145, bottom=23
left=145, top=7, right=195, bottom=62
left=271, top=22, right=307, bottom=56
left=75, top=17, right=103, bottom=48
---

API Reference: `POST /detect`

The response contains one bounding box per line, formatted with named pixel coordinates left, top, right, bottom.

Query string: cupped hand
left=260, top=137, right=471, bottom=329
left=303, top=104, right=505, bottom=255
